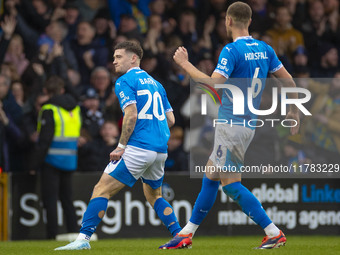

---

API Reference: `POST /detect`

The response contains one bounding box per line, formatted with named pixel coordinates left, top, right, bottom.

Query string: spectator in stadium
left=300, top=0, right=339, bottom=69
left=80, top=87, right=104, bottom=140
left=5, top=0, right=50, bottom=59
left=165, top=126, right=188, bottom=171
left=73, top=0, right=106, bottom=22
left=211, top=14, right=229, bottom=47
left=38, top=20, right=78, bottom=71
left=93, top=7, right=117, bottom=49
left=63, top=2, right=82, bottom=42
left=0, top=15, right=17, bottom=64
left=10, top=80, right=25, bottom=107
left=71, top=21, right=108, bottom=87
left=4, top=34, right=29, bottom=76
left=0, top=74, right=25, bottom=172
left=78, top=120, right=119, bottom=172
left=265, top=5, right=305, bottom=64
left=163, top=35, right=183, bottom=63
left=143, top=14, right=165, bottom=55
left=1, top=61, right=20, bottom=81
left=311, top=42, right=338, bottom=78
left=323, top=0, right=340, bottom=33
left=90, top=67, right=112, bottom=110
left=281, top=0, right=307, bottom=30
left=292, top=46, right=309, bottom=76
left=196, top=49, right=215, bottom=76
left=15, top=0, right=50, bottom=34
left=176, top=9, right=198, bottom=55
left=301, top=71, right=340, bottom=164
left=248, top=0, right=272, bottom=35
left=149, top=0, right=177, bottom=37
left=20, top=57, right=46, bottom=99
left=22, top=93, right=49, bottom=159
left=29, top=76, right=81, bottom=239
left=140, top=50, right=169, bottom=82
left=149, top=0, right=166, bottom=17
left=0, top=72, right=22, bottom=125
left=194, top=16, right=215, bottom=63
left=175, top=0, right=226, bottom=28
left=118, top=14, right=144, bottom=43
left=96, top=120, right=119, bottom=161
left=108, top=0, right=151, bottom=33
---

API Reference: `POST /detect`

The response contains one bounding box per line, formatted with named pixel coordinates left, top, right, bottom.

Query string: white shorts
left=104, top=145, right=167, bottom=189
left=209, top=124, right=255, bottom=169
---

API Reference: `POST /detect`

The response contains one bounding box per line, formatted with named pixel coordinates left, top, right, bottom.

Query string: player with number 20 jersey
left=115, top=67, right=172, bottom=153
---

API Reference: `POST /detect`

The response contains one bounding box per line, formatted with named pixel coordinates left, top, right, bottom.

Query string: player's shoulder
left=114, top=75, right=125, bottom=90
left=222, top=43, right=237, bottom=53
left=116, top=68, right=142, bottom=86
left=253, top=38, right=274, bottom=51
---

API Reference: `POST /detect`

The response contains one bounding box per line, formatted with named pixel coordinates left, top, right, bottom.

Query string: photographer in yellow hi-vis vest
left=29, top=76, right=81, bottom=239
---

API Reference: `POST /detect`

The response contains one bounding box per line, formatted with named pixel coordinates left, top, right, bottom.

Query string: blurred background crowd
left=0, top=0, right=339, bottom=174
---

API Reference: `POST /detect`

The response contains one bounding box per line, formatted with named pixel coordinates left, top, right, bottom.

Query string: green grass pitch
left=1, top=236, right=340, bottom=255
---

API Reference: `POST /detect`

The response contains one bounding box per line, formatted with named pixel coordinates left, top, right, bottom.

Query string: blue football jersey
left=115, top=67, right=173, bottom=153
left=214, top=36, right=283, bottom=129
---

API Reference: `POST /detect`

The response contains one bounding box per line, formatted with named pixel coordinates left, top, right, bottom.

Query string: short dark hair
left=114, top=40, right=143, bottom=60
left=44, top=75, right=65, bottom=95
left=227, top=2, right=252, bottom=25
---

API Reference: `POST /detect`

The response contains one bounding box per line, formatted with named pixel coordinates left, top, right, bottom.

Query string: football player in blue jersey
left=160, top=2, right=299, bottom=250
left=55, top=41, right=186, bottom=250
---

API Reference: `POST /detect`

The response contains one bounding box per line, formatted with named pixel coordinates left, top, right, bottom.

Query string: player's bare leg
left=91, top=172, right=126, bottom=199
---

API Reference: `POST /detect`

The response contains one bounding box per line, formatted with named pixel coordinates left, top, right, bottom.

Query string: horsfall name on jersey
left=244, top=52, right=268, bottom=61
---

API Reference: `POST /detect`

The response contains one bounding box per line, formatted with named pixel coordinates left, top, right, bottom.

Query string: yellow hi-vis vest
left=37, top=104, right=81, bottom=171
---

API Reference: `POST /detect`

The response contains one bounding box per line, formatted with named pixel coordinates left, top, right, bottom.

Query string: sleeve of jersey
left=213, top=46, right=235, bottom=79
left=160, top=85, right=173, bottom=113
left=268, top=45, right=283, bottom=73
left=115, top=79, right=137, bottom=110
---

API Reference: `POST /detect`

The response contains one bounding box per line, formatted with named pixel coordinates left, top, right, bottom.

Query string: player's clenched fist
left=110, top=147, right=125, bottom=161
left=173, top=46, right=189, bottom=66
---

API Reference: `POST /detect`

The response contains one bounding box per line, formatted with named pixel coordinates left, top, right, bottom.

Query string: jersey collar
left=127, top=67, right=141, bottom=73
left=234, top=36, right=253, bottom=42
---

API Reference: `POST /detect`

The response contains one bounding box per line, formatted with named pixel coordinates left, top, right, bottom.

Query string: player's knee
left=92, top=182, right=108, bottom=198
left=146, top=195, right=162, bottom=207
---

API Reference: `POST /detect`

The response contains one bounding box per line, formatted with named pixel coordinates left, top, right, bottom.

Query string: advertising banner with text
left=9, top=173, right=340, bottom=240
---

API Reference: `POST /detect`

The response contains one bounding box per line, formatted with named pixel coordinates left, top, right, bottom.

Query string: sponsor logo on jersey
left=217, top=64, right=229, bottom=72
left=221, top=58, right=228, bottom=65
left=246, top=42, right=259, bottom=46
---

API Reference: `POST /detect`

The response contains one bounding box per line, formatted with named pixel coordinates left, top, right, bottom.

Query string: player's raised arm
left=173, top=46, right=226, bottom=85
left=110, top=103, right=137, bottom=161
left=272, top=67, right=300, bottom=135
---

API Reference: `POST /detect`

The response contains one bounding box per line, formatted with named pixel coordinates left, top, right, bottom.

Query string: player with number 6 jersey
left=159, top=1, right=300, bottom=250
left=215, top=36, right=282, bottom=129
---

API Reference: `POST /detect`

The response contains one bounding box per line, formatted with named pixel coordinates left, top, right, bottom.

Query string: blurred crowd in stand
left=0, top=0, right=339, bottom=173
